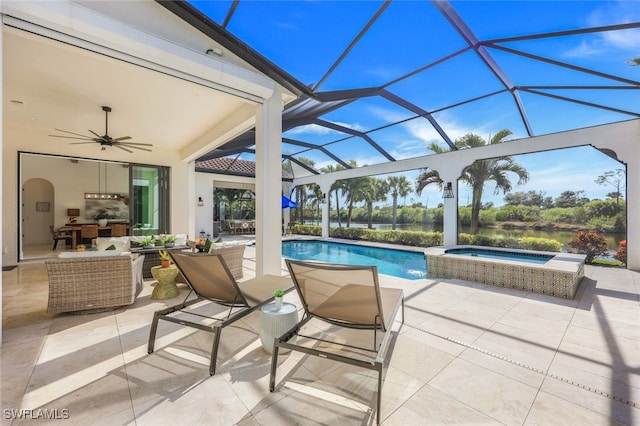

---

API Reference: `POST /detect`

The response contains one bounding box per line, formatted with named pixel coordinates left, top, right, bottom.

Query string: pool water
left=446, top=248, right=552, bottom=264
left=281, top=240, right=426, bottom=280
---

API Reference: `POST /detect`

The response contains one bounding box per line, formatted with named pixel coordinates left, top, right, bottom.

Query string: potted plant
left=158, top=250, right=172, bottom=268
left=162, top=235, right=176, bottom=248
left=273, top=289, right=284, bottom=310
left=76, top=244, right=86, bottom=252
left=140, top=237, right=155, bottom=249
left=95, top=212, right=111, bottom=227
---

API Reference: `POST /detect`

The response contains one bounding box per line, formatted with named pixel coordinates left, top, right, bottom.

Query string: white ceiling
left=3, top=26, right=249, bottom=155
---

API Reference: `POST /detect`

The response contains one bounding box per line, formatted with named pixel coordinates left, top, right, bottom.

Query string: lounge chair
left=269, top=259, right=404, bottom=425
left=147, top=251, right=293, bottom=375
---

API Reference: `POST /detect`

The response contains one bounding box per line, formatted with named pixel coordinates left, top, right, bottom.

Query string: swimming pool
left=281, top=240, right=426, bottom=280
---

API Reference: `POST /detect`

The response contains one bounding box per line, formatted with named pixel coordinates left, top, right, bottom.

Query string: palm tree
left=415, top=130, right=529, bottom=234
left=354, top=177, right=389, bottom=229
left=292, top=157, right=316, bottom=224
left=320, top=164, right=345, bottom=227
left=340, top=160, right=366, bottom=227
left=387, top=175, right=412, bottom=230
left=307, top=183, right=323, bottom=225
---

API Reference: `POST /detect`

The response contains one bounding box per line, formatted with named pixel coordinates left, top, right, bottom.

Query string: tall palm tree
left=354, top=177, right=389, bottom=229
left=307, top=183, right=323, bottom=225
left=415, top=130, right=529, bottom=234
left=387, top=175, right=412, bottom=229
left=292, top=157, right=316, bottom=224
left=320, top=164, right=345, bottom=227
left=340, top=160, right=366, bottom=227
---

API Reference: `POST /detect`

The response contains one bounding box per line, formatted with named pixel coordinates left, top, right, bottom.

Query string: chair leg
left=209, top=325, right=223, bottom=375
left=53, top=239, right=58, bottom=250
left=376, top=363, right=382, bottom=426
left=269, top=343, right=280, bottom=392
left=148, top=312, right=161, bottom=354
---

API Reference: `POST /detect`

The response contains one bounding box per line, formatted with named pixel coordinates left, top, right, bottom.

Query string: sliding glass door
left=130, top=165, right=170, bottom=236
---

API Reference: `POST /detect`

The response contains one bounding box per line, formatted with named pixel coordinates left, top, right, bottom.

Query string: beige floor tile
left=384, top=384, right=502, bottom=425
left=429, top=358, right=539, bottom=425
left=524, top=390, right=625, bottom=426
left=540, top=375, right=640, bottom=425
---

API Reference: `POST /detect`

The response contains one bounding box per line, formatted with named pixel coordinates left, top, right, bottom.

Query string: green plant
left=140, top=237, right=155, bottom=247
left=274, top=289, right=284, bottom=298
left=162, top=235, right=176, bottom=244
left=95, top=212, right=111, bottom=220
left=568, top=231, right=609, bottom=263
left=158, top=250, right=171, bottom=261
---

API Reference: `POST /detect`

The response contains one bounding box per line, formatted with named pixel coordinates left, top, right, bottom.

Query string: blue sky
left=191, top=1, right=638, bottom=207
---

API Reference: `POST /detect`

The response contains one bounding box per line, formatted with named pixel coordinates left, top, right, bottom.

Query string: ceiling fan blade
left=118, top=143, right=152, bottom=152
left=112, top=136, right=132, bottom=142
left=117, top=141, right=154, bottom=146
left=53, top=128, right=93, bottom=138
left=88, top=129, right=102, bottom=138
left=70, top=141, right=100, bottom=145
left=49, top=135, right=95, bottom=141
left=114, top=144, right=134, bottom=154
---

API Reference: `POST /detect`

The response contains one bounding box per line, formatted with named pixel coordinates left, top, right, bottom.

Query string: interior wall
left=21, top=155, right=129, bottom=228
left=22, top=177, right=53, bottom=245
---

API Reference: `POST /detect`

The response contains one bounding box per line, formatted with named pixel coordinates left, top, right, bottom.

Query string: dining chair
left=80, top=225, right=99, bottom=245
left=49, top=225, right=72, bottom=250
left=110, top=223, right=128, bottom=237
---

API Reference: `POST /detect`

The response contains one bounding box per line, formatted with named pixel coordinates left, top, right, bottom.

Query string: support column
left=441, top=180, right=458, bottom=246
left=255, top=87, right=283, bottom=276
left=626, top=157, right=640, bottom=270
left=0, top=17, right=4, bottom=347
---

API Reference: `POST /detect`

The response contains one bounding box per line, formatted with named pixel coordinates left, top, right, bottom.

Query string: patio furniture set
left=44, top=239, right=404, bottom=424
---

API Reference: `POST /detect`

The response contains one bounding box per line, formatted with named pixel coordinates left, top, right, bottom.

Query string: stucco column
left=626, top=156, right=639, bottom=270
left=0, top=17, right=4, bottom=347
left=255, top=87, right=283, bottom=276
left=442, top=180, right=458, bottom=246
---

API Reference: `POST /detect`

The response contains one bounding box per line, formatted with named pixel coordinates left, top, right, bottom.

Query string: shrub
left=613, top=240, right=627, bottom=264
left=568, top=231, right=609, bottom=263
left=518, top=237, right=563, bottom=252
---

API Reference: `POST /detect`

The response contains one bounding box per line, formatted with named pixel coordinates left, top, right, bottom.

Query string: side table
left=260, top=302, right=299, bottom=354
left=150, top=265, right=179, bottom=300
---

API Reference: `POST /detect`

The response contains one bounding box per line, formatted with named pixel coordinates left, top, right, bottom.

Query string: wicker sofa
left=45, top=252, right=144, bottom=314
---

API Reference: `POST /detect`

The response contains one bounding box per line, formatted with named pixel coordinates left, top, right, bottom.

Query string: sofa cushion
left=96, top=236, right=130, bottom=251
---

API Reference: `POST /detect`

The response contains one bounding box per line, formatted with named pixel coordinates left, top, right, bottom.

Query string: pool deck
left=2, top=239, right=639, bottom=425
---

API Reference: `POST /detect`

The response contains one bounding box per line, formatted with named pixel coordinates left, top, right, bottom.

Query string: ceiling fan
left=49, top=106, right=153, bottom=153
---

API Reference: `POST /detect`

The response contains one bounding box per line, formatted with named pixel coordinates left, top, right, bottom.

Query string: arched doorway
left=22, top=178, right=55, bottom=258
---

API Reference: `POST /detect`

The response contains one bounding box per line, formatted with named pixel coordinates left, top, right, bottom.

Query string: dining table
left=59, top=223, right=129, bottom=249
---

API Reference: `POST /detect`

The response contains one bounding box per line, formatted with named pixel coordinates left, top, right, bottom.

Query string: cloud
left=565, top=1, right=640, bottom=58
left=285, top=120, right=366, bottom=137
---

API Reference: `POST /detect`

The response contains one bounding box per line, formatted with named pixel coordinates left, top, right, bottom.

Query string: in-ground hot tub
left=424, top=245, right=586, bottom=299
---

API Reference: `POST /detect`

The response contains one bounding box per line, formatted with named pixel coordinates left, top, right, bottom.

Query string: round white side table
left=260, top=302, right=299, bottom=354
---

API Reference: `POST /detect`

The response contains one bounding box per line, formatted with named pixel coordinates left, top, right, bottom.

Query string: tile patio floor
left=2, top=243, right=639, bottom=425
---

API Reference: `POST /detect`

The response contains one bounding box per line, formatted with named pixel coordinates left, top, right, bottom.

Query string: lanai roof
left=165, top=1, right=640, bottom=178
